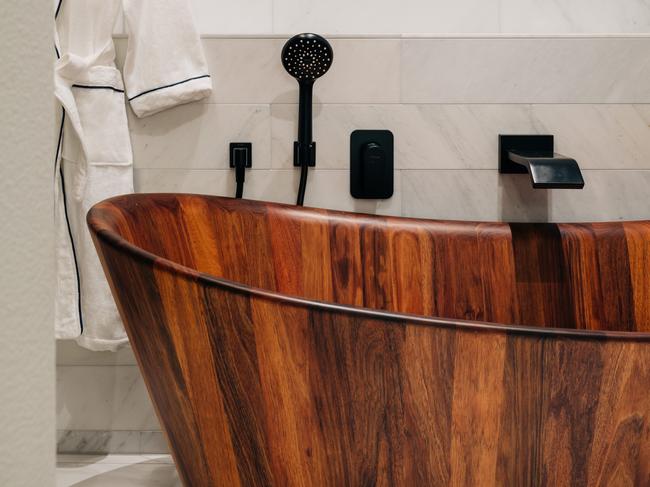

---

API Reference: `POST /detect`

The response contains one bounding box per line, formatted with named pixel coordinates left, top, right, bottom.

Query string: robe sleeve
left=121, top=0, right=212, bottom=118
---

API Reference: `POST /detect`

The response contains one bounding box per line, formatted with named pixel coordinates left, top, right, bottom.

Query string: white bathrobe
left=54, top=0, right=212, bottom=351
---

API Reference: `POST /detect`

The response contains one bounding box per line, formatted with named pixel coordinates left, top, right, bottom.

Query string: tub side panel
left=624, top=221, right=650, bottom=332
left=90, top=233, right=215, bottom=487
left=539, top=338, right=650, bottom=487
left=92, top=225, right=650, bottom=486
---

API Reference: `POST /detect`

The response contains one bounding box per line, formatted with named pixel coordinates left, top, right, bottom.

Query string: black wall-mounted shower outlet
left=230, top=143, right=252, bottom=199
left=229, top=143, right=252, bottom=168
left=350, top=130, right=394, bottom=199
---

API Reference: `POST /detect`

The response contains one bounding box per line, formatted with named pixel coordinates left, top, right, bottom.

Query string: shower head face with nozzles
left=282, top=33, right=333, bottom=83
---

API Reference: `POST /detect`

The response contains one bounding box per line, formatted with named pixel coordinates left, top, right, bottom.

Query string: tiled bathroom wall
left=125, top=36, right=650, bottom=224
left=114, top=0, right=650, bottom=34
left=57, top=34, right=650, bottom=453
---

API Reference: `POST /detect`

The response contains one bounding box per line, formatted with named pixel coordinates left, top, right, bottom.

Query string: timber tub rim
left=87, top=193, right=650, bottom=343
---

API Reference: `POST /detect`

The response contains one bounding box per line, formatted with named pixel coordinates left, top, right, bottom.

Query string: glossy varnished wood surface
left=88, top=194, right=650, bottom=486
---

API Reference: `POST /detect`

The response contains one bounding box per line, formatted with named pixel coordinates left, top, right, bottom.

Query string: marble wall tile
left=135, top=169, right=402, bottom=216
left=398, top=104, right=650, bottom=169
left=202, top=39, right=401, bottom=104
left=402, top=169, right=650, bottom=222
left=57, top=430, right=140, bottom=454
left=56, top=431, right=169, bottom=454
left=191, top=0, right=273, bottom=35
left=57, top=341, right=137, bottom=366
left=202, top=39, right=294, bottom=104
left=140, top=432, right=170, bottom=454
left=128, top=103, right=271, bottom=169
left=56, top=461, right=181, bottom=487
left=272, top=0, right=498, bottom=34
left=113, top=0, right=650, bottom=36
left=500, top=0, right=650, bottom=34
left=401, top=38, right=650, bottom=103
left=117, top=38, right=650, bottom=106
left=317, top=40, right=401, bottom=104
left=135, top=169, right=233, bottom=196
left=57, top=454, right=156, bottom=464
left=272, top=104, right=650, bottom=170
left=550, top=170, right=650, bottom=222
left=57, top=366, right=160, bottom=431
left=271, top=103, right=513, bottom=170
left=533, top=105, right=650, bottom=170
left=396, top=105, right=532, bottom=169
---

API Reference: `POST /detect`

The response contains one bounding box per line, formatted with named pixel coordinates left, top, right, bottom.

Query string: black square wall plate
left=350, top=130, right=394, bottom=199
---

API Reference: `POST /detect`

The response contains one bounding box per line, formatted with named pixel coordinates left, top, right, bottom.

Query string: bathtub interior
left=95, top=194, right=650, bottom=333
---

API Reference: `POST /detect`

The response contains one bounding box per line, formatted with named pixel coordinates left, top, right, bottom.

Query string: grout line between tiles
left=132, top=168, right=650, bottom=172
left=58, top=429, right=163, bottom=433
left=116, top=34, right=650, bottom=40
left=203, top=102, right=650, bottom=106
left=57, top=364, right=140, bottom=366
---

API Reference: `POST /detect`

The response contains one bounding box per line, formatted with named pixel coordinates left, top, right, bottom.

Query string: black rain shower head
left=282, top=33, right=333, bottom=83
left=281, top=33, right=334, bottom=207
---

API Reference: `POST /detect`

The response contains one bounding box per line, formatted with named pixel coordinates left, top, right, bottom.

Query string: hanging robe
left=54, top=0, right=212, bottom=351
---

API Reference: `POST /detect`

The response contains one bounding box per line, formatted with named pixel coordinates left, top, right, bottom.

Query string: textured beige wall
left=0, top=0, right=55, bottom=485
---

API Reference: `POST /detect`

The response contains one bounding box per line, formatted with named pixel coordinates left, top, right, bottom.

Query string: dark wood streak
left=206, top=288, right=275, bottom=486
left=88, top=194, right=650, bottom=486
left=510, top=223, right=575, bottom=328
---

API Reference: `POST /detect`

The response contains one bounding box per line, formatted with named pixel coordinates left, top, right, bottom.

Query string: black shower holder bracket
left=293, top=141, right=316, bottom=167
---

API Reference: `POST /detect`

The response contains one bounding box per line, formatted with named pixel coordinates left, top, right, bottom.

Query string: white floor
left=56, top=455, right=182, bottom=487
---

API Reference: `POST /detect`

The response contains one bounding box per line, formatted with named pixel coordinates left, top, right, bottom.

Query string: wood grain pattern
left=88, top=194, right=650, bottom=486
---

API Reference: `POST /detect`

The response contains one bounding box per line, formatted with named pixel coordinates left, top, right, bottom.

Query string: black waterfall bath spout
left=499, top=135, right=585, bottom=189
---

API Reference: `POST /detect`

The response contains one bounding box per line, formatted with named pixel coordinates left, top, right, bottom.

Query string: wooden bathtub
left=88, top=194, right=650, bottom=486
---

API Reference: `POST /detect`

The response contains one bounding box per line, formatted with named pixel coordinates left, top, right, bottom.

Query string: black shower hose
left=296, top=163, right=308, bottom=206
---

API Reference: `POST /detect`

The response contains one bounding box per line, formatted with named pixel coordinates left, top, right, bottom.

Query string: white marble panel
left=191, top=0, right=273, bottom=35
left=57, top=341, right=137, bottom=366
left=398, top=104, right=650, bottom=169
left=56, top=460, right=180, bottom=487
left=57, top=431, right=140, bottom=454
left=550, top=170, right=650, bottom=222
left=128, top=103, right=271, bottom=169
left=533, top=104, right=650, bottom=170
left=401, top=38, right=650, bottom=103
left=140, top=432, right=170, bottom=454
left=57, top=454, right=169, bottom=465
left=135, top=169, right=233, bottom=196
left=57, top=431, right=169, bottom=454
left=136, top=169, right=402, bottom=215
left=402, top=169, right=650, bottom=222
left=396, top=104, right=532, bottom=169
left=201, top=39, right=294, bottom=104
left=272, top=0, right=498, bottom=34
left=57, top=366, right=160, bottom=431
left=500, top=0, right=650, bottom=33
left=317, top=40, right=401, bottom=104
left=202, top=38, right=400, bottom=104
left=273, top=103, right=650, bottom=170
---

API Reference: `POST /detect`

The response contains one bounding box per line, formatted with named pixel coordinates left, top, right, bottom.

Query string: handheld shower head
left=282, top=33, right=333, bottom=83
left=282, top=33, right=334, bottom=206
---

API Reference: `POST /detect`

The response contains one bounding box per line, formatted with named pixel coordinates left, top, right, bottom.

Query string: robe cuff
left=128, top=75, right=212, bottom=118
